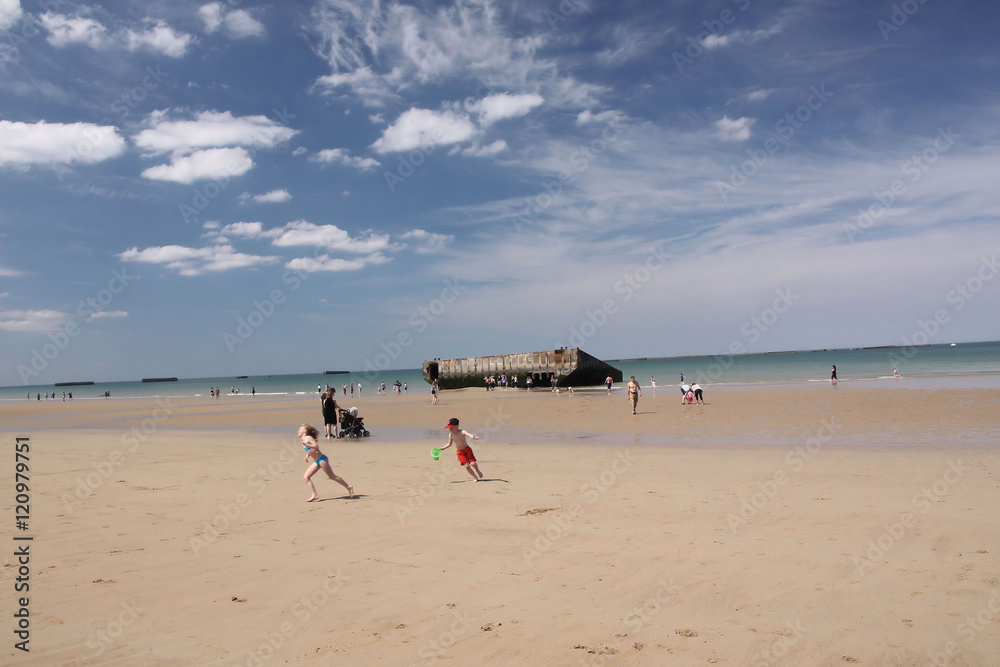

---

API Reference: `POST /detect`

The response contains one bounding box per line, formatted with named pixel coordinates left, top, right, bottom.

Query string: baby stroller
left=339, top=407, right=370, bottom=438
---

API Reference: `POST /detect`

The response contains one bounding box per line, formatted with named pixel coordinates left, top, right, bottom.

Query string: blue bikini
left=303, top=444, right=328, bottom=466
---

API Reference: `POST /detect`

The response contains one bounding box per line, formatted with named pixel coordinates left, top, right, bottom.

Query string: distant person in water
left=831, top=365, right=838, bottom=384
left=893, top=368, right=901, bottom=378
left=299, top=424, right=353, bottom=501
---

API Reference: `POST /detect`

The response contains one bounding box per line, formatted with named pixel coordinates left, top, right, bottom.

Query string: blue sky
left=1, top=0, right=998, bottom=386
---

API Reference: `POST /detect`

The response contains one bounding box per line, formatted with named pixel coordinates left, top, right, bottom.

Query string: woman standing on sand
left=299, top=424, right=353, bottom=502
left=321, top=388, right=342, bottom=439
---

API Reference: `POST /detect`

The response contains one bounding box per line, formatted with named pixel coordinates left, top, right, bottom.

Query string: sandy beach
left=3, top=384, right=1000, bottom=666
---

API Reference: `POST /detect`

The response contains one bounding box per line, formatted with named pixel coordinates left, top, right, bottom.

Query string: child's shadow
left=316, top=494, right=366, bottom=501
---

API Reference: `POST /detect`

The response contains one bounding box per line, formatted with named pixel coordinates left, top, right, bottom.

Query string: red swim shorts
left=456, top=446, right=476, bottom=465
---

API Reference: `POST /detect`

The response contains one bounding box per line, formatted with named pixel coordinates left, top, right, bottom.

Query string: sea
left=3, top=340, right=999, bottom=402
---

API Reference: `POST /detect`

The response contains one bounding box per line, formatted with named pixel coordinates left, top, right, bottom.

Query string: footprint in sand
left=675, top=629, right=698, bottom=637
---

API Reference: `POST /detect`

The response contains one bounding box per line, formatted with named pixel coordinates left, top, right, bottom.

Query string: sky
left=1, top=0, right=999, bottom=386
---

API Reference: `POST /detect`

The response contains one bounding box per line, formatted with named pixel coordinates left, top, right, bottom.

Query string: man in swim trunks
left=627, top=376, right=641, bottom=414
left=440, top=418, right=484, bottom=481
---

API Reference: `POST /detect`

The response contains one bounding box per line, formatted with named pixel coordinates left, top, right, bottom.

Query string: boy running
left=440, top=417, right=484, bottom=481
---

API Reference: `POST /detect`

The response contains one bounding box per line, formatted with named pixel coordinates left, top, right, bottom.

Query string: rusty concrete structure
left=422, top=348, right=622, bottom=389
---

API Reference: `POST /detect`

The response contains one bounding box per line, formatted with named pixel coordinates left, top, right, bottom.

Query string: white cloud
left=462, top=139, right=507, bottom=157
left=87, top=310, right=127, bottom=320
left=469, top=93, right=544, bottom=126
left=224, top=9, right=266, bottom=38
left=715, top=116, right=754, bottom=141
left=217, top=221, right=266, bottom=237
left=242, top=189, right=292, bottom=204
left=0, top=0, right=22, bottom=31
left=198, top=3, right=223, bottom=32
left=747, top=88, right=773, bottom=102
left=39, top=13, right=108, bottom=49
left=0, top=120, right=126, bottom=167
left=0, top=309, right=72, bottom=332
left=702, top=34, right=729, bottom=49
left=117, top=244, right=279, bottom=276
left=576, top=109, right=625, bottom=125
left=269, top=220, right=391, bottom=254
left=199, top=3, right=265, bottom=39
left=398, top=229, right=453, bottom=254
left=37, top=12, right=193, bottom=57
left=311, top=148, right=380, bottom=171
left=314, top=66, right=399, bottom=108
left=125, top=20, right=193, bottom=58
left=134, top=110, right=297, bottom=156
left=286, top=252, right=390, bottom=273
left=140, top=147, right=253, bottom=183
left=371, top=108, right=476, bottom=153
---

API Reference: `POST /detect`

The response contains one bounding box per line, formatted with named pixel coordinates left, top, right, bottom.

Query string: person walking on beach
left=299, top=424, right=353, bottom=501
left=321, top=388, right=342, bottom=439
left=831, top=365, right=838, bottom=384
left=627, top=376, right=641, bottom=414
left=605, top=375, right=614, bottom=395
left=440, top=418, right=484, bottom=481
left=431, top=379, right=439, bottom=404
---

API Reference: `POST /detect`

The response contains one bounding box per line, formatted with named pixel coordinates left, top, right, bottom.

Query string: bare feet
left=306, top=495, right=319, bottom=502
left=347, top=485, right=354, bottom=499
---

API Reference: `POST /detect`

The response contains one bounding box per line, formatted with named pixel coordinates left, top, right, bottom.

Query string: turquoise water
left=3, top=341, right=998, bottom=401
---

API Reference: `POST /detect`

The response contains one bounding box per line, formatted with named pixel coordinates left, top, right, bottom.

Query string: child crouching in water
left=440, top=418, right=484, bottom=481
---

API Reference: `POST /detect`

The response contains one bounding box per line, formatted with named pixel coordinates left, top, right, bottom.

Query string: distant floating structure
left=54, top=381, right=94, bottom=386
left=423, top=348, right=622, bottom=389
left=142, top=377, right=178, bottom=383
left=323, top=370, right=349, bottom=375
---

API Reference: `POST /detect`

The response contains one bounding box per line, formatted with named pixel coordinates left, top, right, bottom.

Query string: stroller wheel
left=338, top=430, right=346, bottom=438
left=363, top=430, right=370, bottom=437
left=349, top=431, right=358, bottom=438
